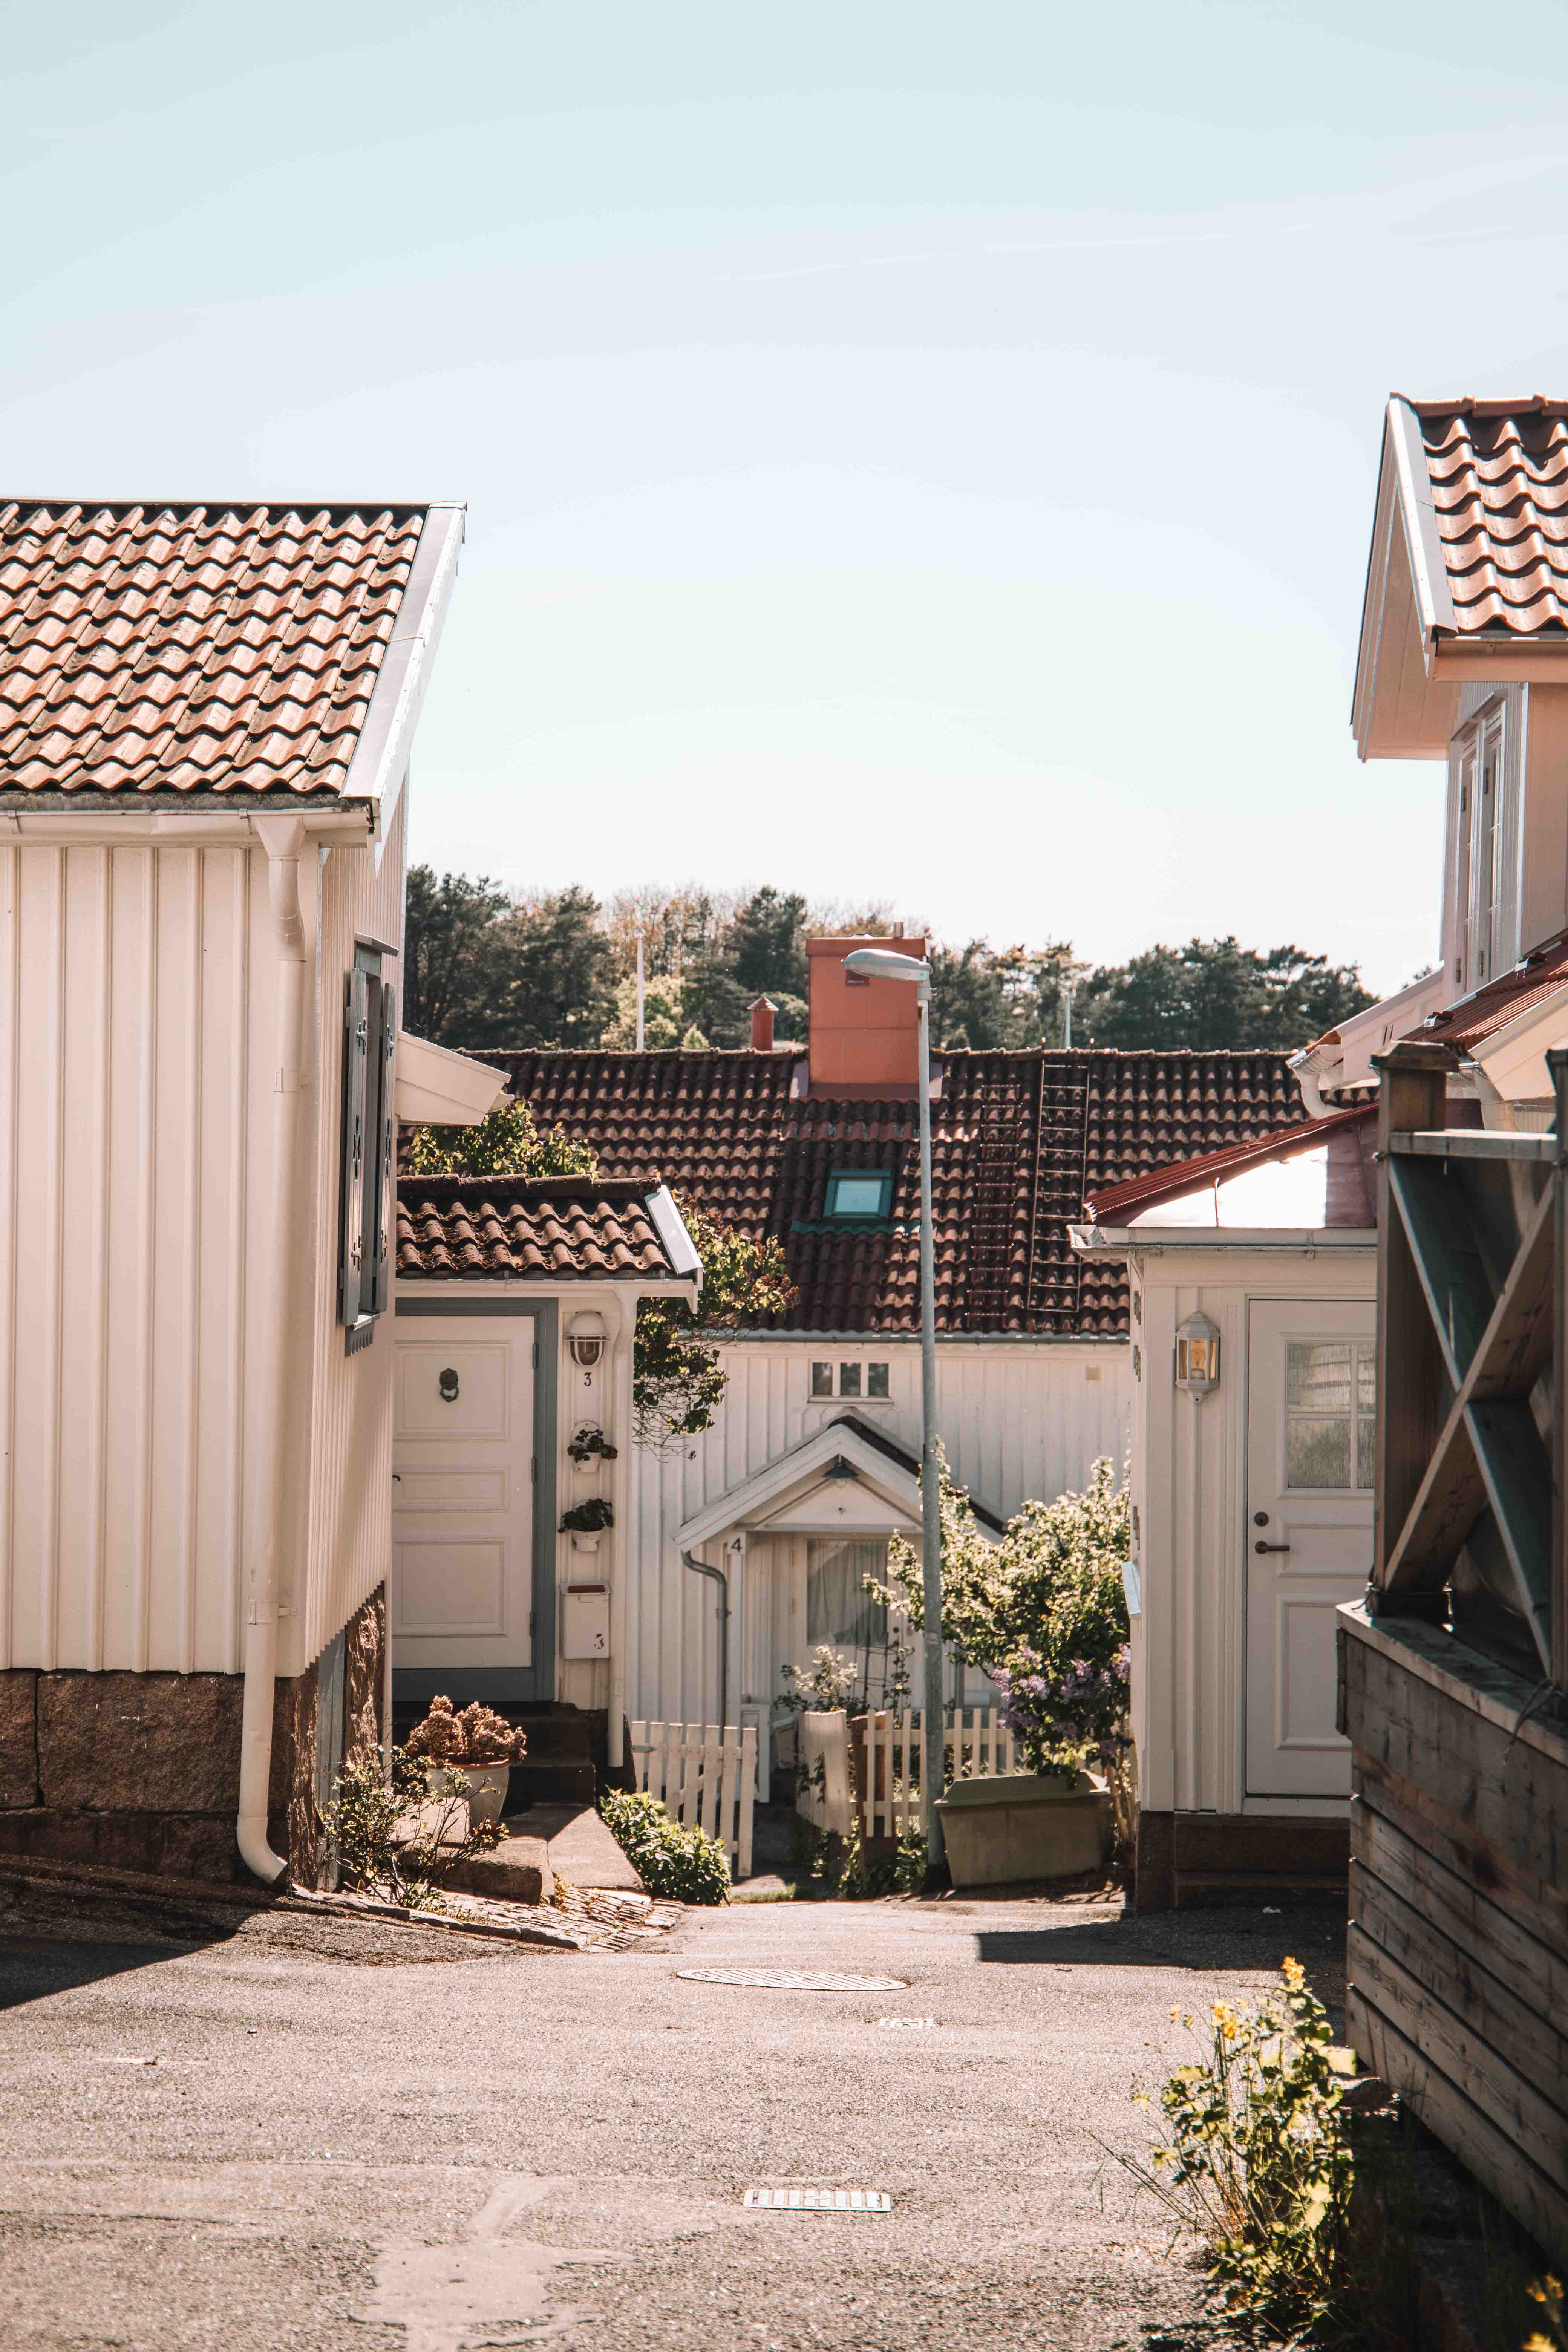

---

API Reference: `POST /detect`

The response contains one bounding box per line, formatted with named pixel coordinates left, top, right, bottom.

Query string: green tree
left=1075, top=937, right=1372, bottom=1052
left=929, top=939, right=1079, bottom=1049
left=404, top=1098, right=599, bottom=1179
left=478, top=887, right=620, bottom=1049
left=402, top=865, right=510, bottom=1044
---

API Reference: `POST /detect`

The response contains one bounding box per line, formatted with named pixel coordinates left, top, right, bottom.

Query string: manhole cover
left=876, top=2017, right=934, bottom=2029
left=744, top=2188, right=891, bottom=2213
left=676, top=1968, right=908, bottom=1991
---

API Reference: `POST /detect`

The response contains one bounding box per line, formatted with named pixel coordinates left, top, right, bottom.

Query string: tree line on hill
left=402, top=868, right=1374, bottom=1056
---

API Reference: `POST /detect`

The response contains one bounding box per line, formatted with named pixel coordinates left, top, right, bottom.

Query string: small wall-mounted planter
left=934, top=1770, right=1110, bottom=1888
left=570, top=1531, right=602, bottom=1556
left=425, top=1762, right=511, bottom=1826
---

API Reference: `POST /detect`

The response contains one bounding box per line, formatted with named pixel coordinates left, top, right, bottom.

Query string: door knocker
left=439, top=1367, right=460, bottom=1403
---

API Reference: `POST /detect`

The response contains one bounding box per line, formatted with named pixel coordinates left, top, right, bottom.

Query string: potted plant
left=405, top=1696, right=528, bottom=1824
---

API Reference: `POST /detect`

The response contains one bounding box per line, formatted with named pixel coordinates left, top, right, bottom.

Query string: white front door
left=1245, top=1300, right=1375, bottom=1798
left=392, top=1317, right=535, bottom=1672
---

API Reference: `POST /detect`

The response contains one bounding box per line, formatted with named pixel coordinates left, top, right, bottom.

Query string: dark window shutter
left=338, top=967, right=370, bottom=1325
left=371, top=982, right=396, bottom=1316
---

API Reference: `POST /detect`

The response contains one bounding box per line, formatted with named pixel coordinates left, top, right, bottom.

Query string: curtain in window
left=806, top=1540, right=889, bottom=1649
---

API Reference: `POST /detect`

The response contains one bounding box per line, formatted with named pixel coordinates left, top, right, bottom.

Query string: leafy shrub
left=405, top=1695, right=527, bottom=1766
left=1118, top=1958, right=1360, bottom=2341
left=330, top=1746, right=508, bottom=1910
left=598, top=1789, right=730, bottom=1904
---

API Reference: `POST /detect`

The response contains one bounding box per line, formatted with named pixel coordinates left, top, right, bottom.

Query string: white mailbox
left=561, top=1580, right=610, bottom=1660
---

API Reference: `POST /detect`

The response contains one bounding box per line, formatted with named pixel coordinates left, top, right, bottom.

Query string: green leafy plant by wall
left=329, top=1748, right=507, bottom=1911
left=598, top=1789, right=731, bottom=1904
left=405, top=1098, right=599, bottom=1180
left=1116, top=1959, right=1360, bottom=2343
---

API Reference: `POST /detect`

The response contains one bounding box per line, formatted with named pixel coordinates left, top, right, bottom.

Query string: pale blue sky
left=9, top=4, right=1568, bottom=991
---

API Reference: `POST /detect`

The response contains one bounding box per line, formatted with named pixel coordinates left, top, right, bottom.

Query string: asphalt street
left=0, top=1884, right=1346, bottom=2352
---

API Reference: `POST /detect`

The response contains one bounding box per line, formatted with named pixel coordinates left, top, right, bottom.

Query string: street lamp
left=843, top=946, right=946, bottom=1871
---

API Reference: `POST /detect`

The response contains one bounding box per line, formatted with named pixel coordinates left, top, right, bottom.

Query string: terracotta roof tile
left=395, top=1176, right=682, bottom=1283
left=1413, top=400, right=1568, bottom=636
left=0, top=500, right=429, bottom=795
left=473, top=1047, right=1304, bottom=1337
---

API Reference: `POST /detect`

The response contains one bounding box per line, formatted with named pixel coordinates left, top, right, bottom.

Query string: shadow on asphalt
left=0, top=1930, right=221, bottom=2010
left=976, top=1903, right=1346, bottom=1985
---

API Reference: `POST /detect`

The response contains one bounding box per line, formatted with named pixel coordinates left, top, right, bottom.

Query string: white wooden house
left=0, top=497, right=512, bottom=1886
left=478, top=963, right=1309, bottom=1790
left=1073, top=394, right=1568, bottom=1906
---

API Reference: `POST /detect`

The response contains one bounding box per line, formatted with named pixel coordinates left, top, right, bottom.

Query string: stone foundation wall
left=0, top=1584, right=386, bottom=1887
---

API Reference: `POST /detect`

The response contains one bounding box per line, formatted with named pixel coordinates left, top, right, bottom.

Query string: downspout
left=683, top=1550, right=730, bottom=1732
left=606, top=1290, right=635, bottom=1769
left=236, top=814, right=309, bottom=1885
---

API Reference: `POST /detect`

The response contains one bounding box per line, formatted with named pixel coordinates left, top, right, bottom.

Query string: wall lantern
left=1174, top=1309, right=1222, bottom=1402
left=568, top=1311, right=607, bottom=1370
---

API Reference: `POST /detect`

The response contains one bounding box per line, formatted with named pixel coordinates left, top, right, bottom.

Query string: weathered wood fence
left=630, top=1719, right=757, bottom=1879
left=1344, top=1040, right=1568, bottom=2265
left=854, top=1705, right=1025, bottom=1840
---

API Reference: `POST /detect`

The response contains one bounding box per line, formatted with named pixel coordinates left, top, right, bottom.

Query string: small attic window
left=824, top=1170, right=893, bottom=1222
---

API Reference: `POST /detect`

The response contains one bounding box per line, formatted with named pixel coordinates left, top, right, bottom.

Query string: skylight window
left=824, top=1170, right=893, bottom=1222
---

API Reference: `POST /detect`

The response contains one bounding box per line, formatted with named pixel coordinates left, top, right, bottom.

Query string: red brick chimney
left=749, top=995, right=776, bottom=1051
left=806, top=936, right=927, bottom=1096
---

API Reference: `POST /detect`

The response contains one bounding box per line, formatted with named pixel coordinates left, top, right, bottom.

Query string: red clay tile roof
left=1403, top=931, right=1568, bottom=1057
left=1412, top=400, right=1568, bottom=636
left=396, top=1176, right=686, bottom=1283
left=471, top=1048, right=1304, bottom=1336
left=1086, top=1105, right=1375, bottom=1223
left=0, top=500, right=429, bottom=795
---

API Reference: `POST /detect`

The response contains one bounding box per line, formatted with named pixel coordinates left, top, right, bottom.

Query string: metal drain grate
left=744, top=2188, right=891, bottom=2214
left=677, top=1968, right=909, bottom=1992
left=876, top=2017, right=935, bottom=2029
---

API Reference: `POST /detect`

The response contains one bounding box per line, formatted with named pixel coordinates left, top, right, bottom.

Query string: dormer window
left=824, top=1169, right=893, bottom=1222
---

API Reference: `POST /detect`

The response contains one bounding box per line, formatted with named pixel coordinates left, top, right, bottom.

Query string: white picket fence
left=857, top=1706, right=1025, bottom=1841
left=630, top=1719, right=757, bottom=1880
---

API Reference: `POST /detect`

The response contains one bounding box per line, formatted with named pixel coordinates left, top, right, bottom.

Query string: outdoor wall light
left=1174, top=1310, right=1222, bottom=1402
left=568, top=1311, right=607, bottom=1370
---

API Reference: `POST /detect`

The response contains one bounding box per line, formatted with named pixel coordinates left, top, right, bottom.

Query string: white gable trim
left=341, top=501, right=466, bottom=837
left=395, top=1031, right=508, bottom=1125
left=678, top=1422, right=926, bottom=1548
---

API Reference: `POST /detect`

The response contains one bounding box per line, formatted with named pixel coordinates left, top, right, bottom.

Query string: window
left=811, top=1361, right=890, bottom=1398
left=1455, top=704, right=1506, bottom=986
left=807, top=1538, right=889, bottom=1651
left=339, top=946, right=396, bottom=1354
left=824, top=1169, right=893, bottom=1222
left=1285, top=1342, right=1375, bottom=1491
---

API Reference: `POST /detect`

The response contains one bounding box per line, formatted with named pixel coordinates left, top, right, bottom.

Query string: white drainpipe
left=236, top=814, right=309, bottom=1885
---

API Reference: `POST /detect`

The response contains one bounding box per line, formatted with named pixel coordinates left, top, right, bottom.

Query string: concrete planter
left=425, top=1761, right=511, bottom=1825
left=934, top=1770, right=1110, bottom=1888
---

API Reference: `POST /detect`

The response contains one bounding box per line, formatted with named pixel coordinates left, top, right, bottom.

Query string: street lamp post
left=843, top=947, right=945, bottom=1870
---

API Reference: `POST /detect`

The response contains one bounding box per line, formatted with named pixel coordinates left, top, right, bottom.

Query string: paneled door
left=392, top=1317, right=535, bottom=1672
left=1245, top=1300, right=1375, bottom=1798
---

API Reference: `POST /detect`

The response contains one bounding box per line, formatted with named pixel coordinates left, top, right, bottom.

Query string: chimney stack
left=806, top=936, right=927, bottom=1096
left=749, top=995, right=776, bottom=1052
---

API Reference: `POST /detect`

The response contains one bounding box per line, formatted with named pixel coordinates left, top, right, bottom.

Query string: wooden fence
left=630, top=1719, right=757, bottom=1880
left=854, top=1706, right=1025, bottom=1841
left=1344, top=1040, right=1568, bottom=2266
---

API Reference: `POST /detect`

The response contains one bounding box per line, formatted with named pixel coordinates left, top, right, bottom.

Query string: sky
left=9, top=6, right=1568, bottom=994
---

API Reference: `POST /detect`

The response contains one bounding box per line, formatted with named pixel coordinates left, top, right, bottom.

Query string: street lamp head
left=843, top=946, right=931, bottom=991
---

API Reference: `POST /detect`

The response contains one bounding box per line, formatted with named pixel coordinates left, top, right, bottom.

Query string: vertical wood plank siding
left=0, top=810, right=402, bottom=1682
left=628, top=1339, right=1130, bottom=1729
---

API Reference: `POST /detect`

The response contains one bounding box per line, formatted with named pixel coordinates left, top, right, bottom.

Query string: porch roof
left=1083, top=1103, right=1377, bottom=1228
left=395, top=1176, right=700, bottom=1286
left=676, top=1412, right=1005, bottom=1549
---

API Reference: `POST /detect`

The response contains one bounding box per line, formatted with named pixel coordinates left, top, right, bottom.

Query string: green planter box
left=934, top=1771, right=1110, bottom=1888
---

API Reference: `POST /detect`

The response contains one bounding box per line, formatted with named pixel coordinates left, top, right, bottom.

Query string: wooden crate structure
left=629, top=1720, right=756, bottom=1880
left=1344, top=1040, right=1568, bottom=2264
left=854, top=1706, right=1025, bottom=1842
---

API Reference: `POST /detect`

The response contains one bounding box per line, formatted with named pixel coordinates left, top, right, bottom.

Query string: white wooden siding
left=0, top=799, right=404, bottom=1682
left=627, top=1337, right=1130, bottom=1729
